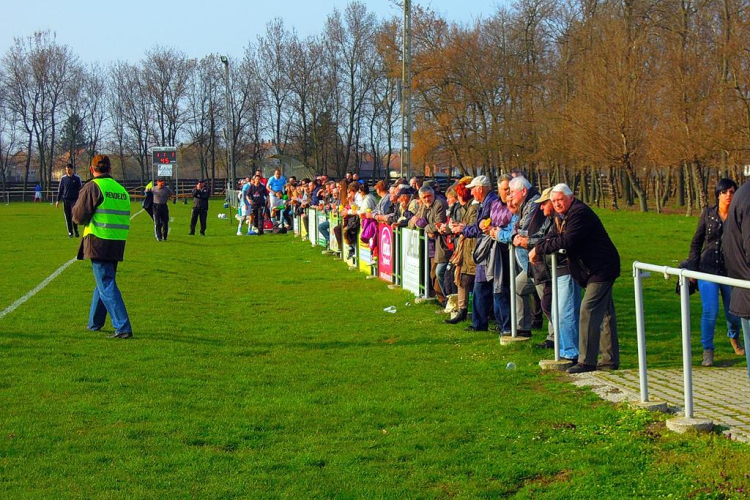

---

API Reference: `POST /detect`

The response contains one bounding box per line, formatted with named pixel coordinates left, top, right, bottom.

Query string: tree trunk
left=692, top=157, right=708, bottom=210
left=609, top=167, right=619, bottom=210
left=623, top=159, right=648, bottom=212
left=684, top=162, right=693, bottom=216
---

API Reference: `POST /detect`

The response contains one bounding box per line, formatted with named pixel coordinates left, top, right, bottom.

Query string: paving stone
left=581, top=368, right=750, bottom=442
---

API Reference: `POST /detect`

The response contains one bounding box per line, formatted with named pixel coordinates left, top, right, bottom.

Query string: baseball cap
left=535, top=187, right=552, bottom=204
left=396, top=186, right=413, bottom=197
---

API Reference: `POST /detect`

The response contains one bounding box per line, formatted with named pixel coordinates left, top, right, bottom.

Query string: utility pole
left=220, top=56, right=235, bottom=192
left=401, top=0, right=412, bottom=180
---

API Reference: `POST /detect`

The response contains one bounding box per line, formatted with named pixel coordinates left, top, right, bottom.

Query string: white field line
left=0, top=209, right=144, bottom=321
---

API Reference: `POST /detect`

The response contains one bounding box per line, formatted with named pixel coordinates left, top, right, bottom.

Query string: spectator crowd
left=237, top=169, right=624, bottom=374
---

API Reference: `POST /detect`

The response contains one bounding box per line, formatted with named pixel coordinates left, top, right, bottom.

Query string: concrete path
left=571, top=368, right=750, bottom=441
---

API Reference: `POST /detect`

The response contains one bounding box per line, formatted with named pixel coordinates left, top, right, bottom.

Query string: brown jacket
left=409, top=197, right=449, bottom=263
left=72, top=175, right=127, bottom=262
left=459, top=201, right=479, bottom=276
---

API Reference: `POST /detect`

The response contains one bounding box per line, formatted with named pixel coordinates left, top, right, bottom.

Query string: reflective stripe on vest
left=83, top=178, right=131, bottom=241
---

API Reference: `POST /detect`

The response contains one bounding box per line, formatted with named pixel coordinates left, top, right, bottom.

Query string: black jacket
left=687, top=206, right=728, bottom=276
left=723, top=181, right=750, bottom=317
left=57, top=174, right=82, bottom=201
left=192, top=187, right=210, bottom=210
left=535, top=198, right=620, bottom=287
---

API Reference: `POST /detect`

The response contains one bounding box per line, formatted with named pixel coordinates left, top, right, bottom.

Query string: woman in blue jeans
left=688, top=178, right=744, bottom=366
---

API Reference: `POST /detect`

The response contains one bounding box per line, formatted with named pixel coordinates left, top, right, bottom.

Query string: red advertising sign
left=378, top=223, right=393, bottom=282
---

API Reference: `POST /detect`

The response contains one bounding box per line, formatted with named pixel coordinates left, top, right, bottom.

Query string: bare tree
left=111, top=62, right=152, bottom=182
left=324, top=2, right=379, bottom=176
left=143, top=46, right=195, bottom=147
left=0, top=91, right=22, bottom=192
left=257, top=19, right=294, bottom=155
left=187, top=55, right=223, bottom=184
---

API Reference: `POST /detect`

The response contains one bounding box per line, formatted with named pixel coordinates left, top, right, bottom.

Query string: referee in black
left=56, top=163, right=82, bottom=237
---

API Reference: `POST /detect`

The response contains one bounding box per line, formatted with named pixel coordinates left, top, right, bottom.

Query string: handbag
left=674, top=259, right=698, bottom=296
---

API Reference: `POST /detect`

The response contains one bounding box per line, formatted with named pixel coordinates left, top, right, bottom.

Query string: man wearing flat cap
left=190, top=179, right=210, bottom=236
left=152, top=178, right=173, bottom=241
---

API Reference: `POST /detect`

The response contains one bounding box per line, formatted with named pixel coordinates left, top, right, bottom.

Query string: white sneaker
left=236, top=231, right=242, bottom=236
left=252, top=227, right=259, bottom=233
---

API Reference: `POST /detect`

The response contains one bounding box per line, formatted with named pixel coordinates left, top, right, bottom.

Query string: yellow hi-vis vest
left=83, top=177, right=131, bottom=241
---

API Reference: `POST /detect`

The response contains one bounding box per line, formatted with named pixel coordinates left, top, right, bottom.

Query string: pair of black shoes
left=445, top=309, right=467, bottom=324
left=497, top=328, right=531, bottom=338
left=567, top=363, right=596, bottom=374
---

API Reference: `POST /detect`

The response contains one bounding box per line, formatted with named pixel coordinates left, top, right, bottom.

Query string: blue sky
left=1, top=0, right=508, bottom=65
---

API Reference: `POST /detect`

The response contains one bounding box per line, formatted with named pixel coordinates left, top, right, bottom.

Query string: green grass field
left=2, top=200, right=750, bottom=499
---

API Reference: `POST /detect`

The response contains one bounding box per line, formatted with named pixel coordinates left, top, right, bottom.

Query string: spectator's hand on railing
left=513, top=235, right=528, bottom=248
left=529, top=247, right=538, bottom=264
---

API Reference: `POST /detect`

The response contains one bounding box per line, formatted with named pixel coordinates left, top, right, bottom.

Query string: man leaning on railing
left=529, top=183, right=620, bottom=374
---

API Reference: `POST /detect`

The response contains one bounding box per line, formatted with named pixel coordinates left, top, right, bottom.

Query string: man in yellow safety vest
left=72, top=154, right=133, bottom=339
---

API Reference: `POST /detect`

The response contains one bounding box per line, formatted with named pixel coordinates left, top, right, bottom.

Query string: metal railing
left=508, top=243, right=564, bottom=359
left=633, top=262, right=750, bottom=418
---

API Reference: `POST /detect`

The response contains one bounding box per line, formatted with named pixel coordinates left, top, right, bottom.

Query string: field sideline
left=2, top=200, right=750, bottom=498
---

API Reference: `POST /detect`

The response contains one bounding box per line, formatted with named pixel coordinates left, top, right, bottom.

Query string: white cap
left=466, top=175, right=491, bottom=188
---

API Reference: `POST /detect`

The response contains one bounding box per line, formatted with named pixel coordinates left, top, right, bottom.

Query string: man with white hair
left=530, top=183, right=621, bottom=373
left=508, top=176, right=545, bottom=337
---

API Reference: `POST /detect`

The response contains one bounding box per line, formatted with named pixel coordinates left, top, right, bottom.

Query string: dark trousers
left=63, top=199, right=78, bottom=235
left=472, top=279, right=494, bottom=330
left=190, top=208, right=207, bottom=235
left=442, top=265, right=458, bottom=296
left=430, top=261, right=446, bottom=305
left=252, top=204, right=265, bottom=234
left=154, top=204, right=169, bottom=240
left=579, top=280, right=619, bottom=368
left=493, top=289, right=511, bottom=333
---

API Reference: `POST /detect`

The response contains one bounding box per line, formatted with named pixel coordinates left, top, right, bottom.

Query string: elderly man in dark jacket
left=721, top=180, right=750, bottom=380
left=409, top=185, right=448, bottom=306
left=530, top=183, right=620, bottom=373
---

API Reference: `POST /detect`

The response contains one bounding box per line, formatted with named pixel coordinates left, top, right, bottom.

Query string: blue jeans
left=472, top=280, right=494, bottom=330
left=88, top=260, right=132, bottom=334
left=318, top=220, right=330, bottom=243
left=493, top=290, right=511, bottom=333
left=554, top=274, right=581, bottom=360
left=740, top=319, right=750, bottom=381
left=697, top=280, right=740, bottom=350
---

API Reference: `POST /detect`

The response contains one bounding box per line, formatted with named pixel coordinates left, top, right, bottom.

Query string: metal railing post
left=423, top=229, right=430, bottom=299
left=633, top=262, right=649, bottom=403
left=509, top=243, right=517, bottom=338
left=679, top=270, right=694, bottom=419
left=551, top=252, right=560, bottom=362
